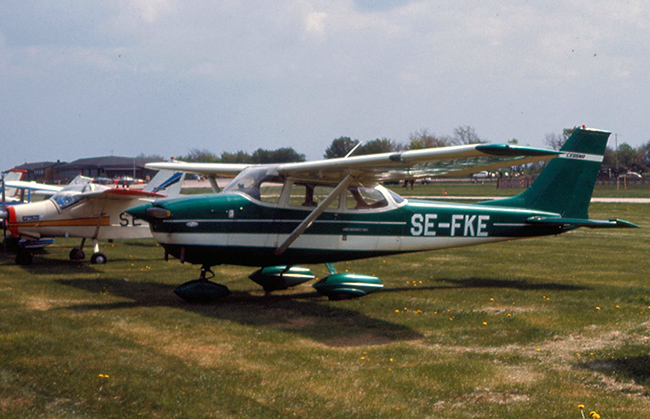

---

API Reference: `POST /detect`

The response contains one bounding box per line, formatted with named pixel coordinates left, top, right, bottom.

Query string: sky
left=1, top=0, right=650, bottom=171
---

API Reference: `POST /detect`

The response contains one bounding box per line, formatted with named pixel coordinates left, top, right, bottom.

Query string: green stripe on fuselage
left=149, top=193, right=569, bottom=267
left=153, top=194, right=564, bottom=240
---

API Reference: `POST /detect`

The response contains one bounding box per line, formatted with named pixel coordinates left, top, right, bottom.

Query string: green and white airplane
left=128, top=126, right=637, bottom=302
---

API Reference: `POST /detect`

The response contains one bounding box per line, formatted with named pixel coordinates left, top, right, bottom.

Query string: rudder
left=484, top=127, right=610, bottom=218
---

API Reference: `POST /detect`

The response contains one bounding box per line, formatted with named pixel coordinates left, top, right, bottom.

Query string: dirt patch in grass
left=111, top=321, right=232, bottom=368
left=268, top=316, right=316, bottom=330
left=322, top=332, right=393, bottom=347
left=433, top=388, right=530, bottom=411
left=0, top=396, right=32, bottom=412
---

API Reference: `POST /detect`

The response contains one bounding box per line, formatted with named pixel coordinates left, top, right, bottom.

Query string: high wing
left=4, top=180, right=64, bottom=195
left=5, top=174, right=94, bottom=198
left=146, top=144, right=559, bottom=185
left=76, top=188, right=166, bottom=201
left=144, top=162, right=249, bottom=177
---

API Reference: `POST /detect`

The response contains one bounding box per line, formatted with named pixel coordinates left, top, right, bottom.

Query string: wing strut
left=207, top=176, right=220, bottom=193
left=274, top=174, right=352, bottom=256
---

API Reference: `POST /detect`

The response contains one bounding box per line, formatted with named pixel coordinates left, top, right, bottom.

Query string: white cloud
left=305, top=12, right=328, bottom=39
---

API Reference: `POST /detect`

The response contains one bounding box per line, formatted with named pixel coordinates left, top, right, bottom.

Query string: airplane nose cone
left=145, top=206, right=172, bottom=219
left=126, top=203, right=153, bottom=221
left=127, top=203, right=172, bottom=222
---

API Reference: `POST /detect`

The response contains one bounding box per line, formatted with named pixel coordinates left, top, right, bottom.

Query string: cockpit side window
left=258, top=180, right=283, bottom=204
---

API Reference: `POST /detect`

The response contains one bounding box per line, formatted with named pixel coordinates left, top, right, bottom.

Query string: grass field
left=1, top=199, right=649, bottom=418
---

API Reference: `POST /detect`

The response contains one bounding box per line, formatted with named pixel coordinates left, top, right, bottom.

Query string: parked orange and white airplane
left=1, top=170, right=185, bottom=265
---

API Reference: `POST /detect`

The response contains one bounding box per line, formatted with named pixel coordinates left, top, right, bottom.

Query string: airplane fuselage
left=141, top=190, right=567, bottom=267
left=7, top=194, right=151, bottom=240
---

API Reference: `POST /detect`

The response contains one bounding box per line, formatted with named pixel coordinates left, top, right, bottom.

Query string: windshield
left=223, top=167, right=284, bottom=203
left=51, top=183, right=104, bottom=209
left=52, top=192, right=83, bottom=209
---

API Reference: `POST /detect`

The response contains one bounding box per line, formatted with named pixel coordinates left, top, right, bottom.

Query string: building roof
left=63, top=156, right=157, bottom=170
left=14, top=161, right=65, bottom=171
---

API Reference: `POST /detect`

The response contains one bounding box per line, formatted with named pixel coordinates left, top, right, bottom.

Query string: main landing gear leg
left=69, top=238, right=86, bottom=261
left=173, top=265, right=231, bottom=303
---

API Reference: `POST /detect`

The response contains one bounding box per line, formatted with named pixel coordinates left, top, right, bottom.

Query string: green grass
left=1, top=203, right=650, bottom=418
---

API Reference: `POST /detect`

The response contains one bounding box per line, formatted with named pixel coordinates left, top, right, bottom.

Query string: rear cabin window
left=346, top=186, right=388, bottom=210
left=289, top=183, right=339, bottom=209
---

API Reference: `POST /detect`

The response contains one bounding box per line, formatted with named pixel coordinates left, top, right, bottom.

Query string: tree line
left=174, top=125, right=649, bottom=175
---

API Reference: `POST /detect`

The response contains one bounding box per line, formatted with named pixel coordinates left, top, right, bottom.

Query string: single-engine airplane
left=1, top=170, right=185, bottom=265
left=127, top=127, right=637, bottom=302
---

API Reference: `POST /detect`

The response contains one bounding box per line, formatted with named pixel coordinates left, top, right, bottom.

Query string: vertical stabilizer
left=144, top=171, right=185, bottom=197
left=2, top=169, right=26, bottom=199
left=484, top=127, right=610, bottom=218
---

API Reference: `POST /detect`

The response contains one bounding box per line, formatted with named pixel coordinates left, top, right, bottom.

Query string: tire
left=69, top=247, right=86, bottom=260
left=16, top=249, right=33, bottom=265
left=90, top=252, right=107, bottom=264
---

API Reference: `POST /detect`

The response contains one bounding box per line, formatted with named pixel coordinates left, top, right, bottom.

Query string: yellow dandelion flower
left=589, top=411, right=600, bottom=419
left=578, top=404, right=585, bottom=409
left=482, top=322, right=488, bottom=326
left=596, top=307, right=601, bottom=310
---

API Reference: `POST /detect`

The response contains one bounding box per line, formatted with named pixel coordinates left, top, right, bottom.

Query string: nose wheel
left=173, top=265, right=231, bottom=302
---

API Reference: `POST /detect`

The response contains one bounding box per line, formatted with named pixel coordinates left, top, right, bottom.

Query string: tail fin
left=2, top=169, right=26, bottom=199
left=485, top=127, right=609, bottom=218
left=144, top=170, right=185, bottom=197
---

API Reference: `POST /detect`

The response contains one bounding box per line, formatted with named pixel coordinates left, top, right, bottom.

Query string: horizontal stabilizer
left=527, top=216, right=639, bottom=229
